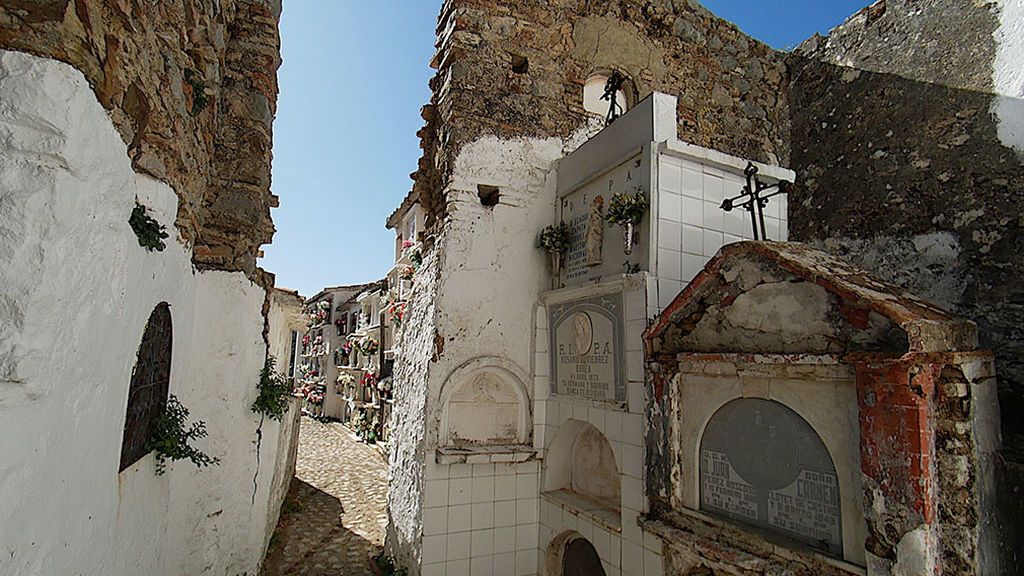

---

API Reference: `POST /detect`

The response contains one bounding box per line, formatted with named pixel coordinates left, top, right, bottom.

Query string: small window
left=583, top=74, right=627, bottom=118
left=120, top=303, right=173, bottom=472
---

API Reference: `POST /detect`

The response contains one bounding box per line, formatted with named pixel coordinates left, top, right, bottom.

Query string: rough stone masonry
left=0, top=0, right=282, bottom=279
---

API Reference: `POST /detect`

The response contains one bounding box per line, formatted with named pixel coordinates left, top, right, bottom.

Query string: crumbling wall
left=414, top=0, right=791, bottom=233
left=0, top=0, right=282, bottom=277
left=788, top=0, right=1024, bottom=464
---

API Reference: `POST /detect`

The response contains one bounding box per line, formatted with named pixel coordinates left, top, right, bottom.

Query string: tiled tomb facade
left=388, top=0, right=1019, bottom=574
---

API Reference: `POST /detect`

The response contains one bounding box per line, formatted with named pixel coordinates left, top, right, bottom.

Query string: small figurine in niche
left=585, top=195, right=605, bottom=267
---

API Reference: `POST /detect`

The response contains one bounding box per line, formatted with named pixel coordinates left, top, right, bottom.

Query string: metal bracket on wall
left=720, top=162, right=791, bottom=241
left=602, top=71, right=626, bottom=126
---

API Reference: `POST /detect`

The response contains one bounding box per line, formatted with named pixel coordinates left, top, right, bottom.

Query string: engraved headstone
left=700, top=398, right=843, bottom=556
left=548, top=294, right=625, bottom=402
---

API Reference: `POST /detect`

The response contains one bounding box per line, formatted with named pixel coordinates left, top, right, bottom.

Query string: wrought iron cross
left=719, top=162, right=792, bottom=241
left=601, top=71, right=626, bottom=126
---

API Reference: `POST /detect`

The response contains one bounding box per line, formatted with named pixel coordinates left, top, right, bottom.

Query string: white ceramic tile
left=472, top=476, right=495, bottom=503
left=573, top=402, right=588, bottom=421
left=425, top=507, right=448, bottom=536
left=472, top=528, right=494, bottom=557
left=448, top=531, right=471, bottom=560
left=592, top=525, right=611, bottom=560
left=779, top=221, right=789, bottom=241
left=471, top=555, right=492, bottom=576
left=625, top=320, right=645, bottom=353
left=623, top=541, right=643, bottom=575
left=681, top=165, right=702, bottom=198
left=473, top=463, right=495, bottom=478
left=702, top=229, right=724, bottom=257
left=765, top=217, right=781, bottom=241
left=516, top=474, right=536, bottom=500
left=446, top=558, right=471, bottom=576
left=495, top=524, right=518, bottom=554
left=659, top=161, right=681, bottom=193
left=622, top=441, right=643, bottom=479
left=763, top=193, right=781, bottom=219
left=516, top=498, right=539, bottom=524
left=494, top=552, right=516, bottom=576
left=426, top=461, right=449, bottom=480
left=723, top=207, right=746, bottom=237
left=625, top=288, right=646, bottom=321
left=627, top=382, right=644, bottom=414
left=643, top=530, right=661, bottom=552
left=589, top=407, right=607, bottom=433
left=621, top=510, right=642, bottom=544
left=623, top=475, right=644, bottom=512
left=778, top=194, right=788, bottom=220
left=448, top=504, right=471, bottom=533
left=682, top=253, right=706, bottom=283
left=681, top=224, right=703, bottom=255
left=473, top=502, right=495, bottom=529
left=702, top=172, right=724, bottom=204
left=724, top=233, right=744, bottom=246
left=605, top=411, right=623, bottom=443
left=495, top=500, right=517, bottom=527
left=643, top=548, right=663, bottom=576
left=660, top=194, right=682, bottom=223
left=515, top=549, right=538, bottom=576
left=518, top=460, right=539, bottom=475
left=423, top=535, right=446, bottom=564
left=422, top=562, right=446, bottom=576
left=451, top=464, right=473, bottom=479
left=656, top=248, right=681, bottom=282
left=702, top=201, right=723, bottom=232
left=657, top=220, right=681, bottom=251
left=623, top=413, right=644, bottom=446
left=450, top=478, right=473, bottom=505
left=425, top=479, right=449, bottom=508
left=516, top=523, right=539, bottom=551
left=608, top=534, right=622, bottom=567
left=681, top=196, right=702, bottom=226
left=658, top=278, right=681, bottom=309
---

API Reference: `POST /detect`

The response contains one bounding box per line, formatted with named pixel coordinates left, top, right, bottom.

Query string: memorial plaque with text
left=548, top=294, right=625, bottom=402
left=699, top=398, right=843, bottom=556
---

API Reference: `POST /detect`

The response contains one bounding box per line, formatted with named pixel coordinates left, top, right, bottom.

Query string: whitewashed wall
left=0, top=50, right=287, bottom=575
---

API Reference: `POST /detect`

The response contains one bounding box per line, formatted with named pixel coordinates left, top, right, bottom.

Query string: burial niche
left=562, top=537, right=606, bottom=576
left=119, top=302, right=172, bottom=472
left=544, top=420, right=621, bottom=513
left=700, top=398, right=842, bottom=556
left=442, top=369, right=526, bottom=446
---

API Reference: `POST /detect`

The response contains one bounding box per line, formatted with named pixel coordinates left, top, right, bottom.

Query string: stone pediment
left=644, top=241, right=977, bottom=356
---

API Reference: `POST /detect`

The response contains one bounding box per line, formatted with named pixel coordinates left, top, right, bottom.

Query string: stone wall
left=0, top=0, right=282, bottom=278
left=788, top=0, right=1024, bottom=462
left=414, top=0, right=790, bottom=233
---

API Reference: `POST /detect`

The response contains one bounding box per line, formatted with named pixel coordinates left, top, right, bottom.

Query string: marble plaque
left=700, top=398, right=843, bottom=556
left=561, top=154, right=650, bottom=287
left=549, top=294, right=625, bottom=402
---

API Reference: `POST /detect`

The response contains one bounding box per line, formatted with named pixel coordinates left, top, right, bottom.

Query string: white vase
left=622, top=222, right=636, bottom=255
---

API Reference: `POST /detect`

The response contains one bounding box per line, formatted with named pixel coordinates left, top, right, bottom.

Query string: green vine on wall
left=129, top=202, right=168, bottom=251
left=183, top=69, right=209, bottom=115
left=145, top=394, right=220, bottom=475
left=252, top=356, right=292, bottom=421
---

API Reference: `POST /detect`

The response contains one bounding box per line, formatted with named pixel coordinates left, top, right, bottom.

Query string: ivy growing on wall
left=183, top=69, right=209, bottom=115
left=129, top=202, right=168, bottom=251
left=252, top=356, right=292, bottom=421
left=145, top=394, right=220, bottom=475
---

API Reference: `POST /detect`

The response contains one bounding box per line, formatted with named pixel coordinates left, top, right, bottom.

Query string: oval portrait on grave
left=572, top=312, right=593, bottom=356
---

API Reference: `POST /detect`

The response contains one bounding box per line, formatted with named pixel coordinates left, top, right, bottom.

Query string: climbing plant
left=129, top=202, right=168, bottom=252
left=252, top=356, right=292, bottom=421
left=145, top=394, right=220, bottom=475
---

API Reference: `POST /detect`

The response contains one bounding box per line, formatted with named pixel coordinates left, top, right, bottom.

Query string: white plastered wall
left=0, top=50, right=287, bottom=575
left=993, top=0, right=1024, bottom=156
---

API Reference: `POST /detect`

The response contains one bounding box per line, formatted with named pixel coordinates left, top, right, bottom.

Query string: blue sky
left=260, top=0, right=872, bottom=297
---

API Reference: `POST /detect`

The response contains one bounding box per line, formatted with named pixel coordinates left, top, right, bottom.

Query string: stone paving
left=262, top=416, right=389, bottom=576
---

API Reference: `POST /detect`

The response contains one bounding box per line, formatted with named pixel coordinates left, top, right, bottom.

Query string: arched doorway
left=562, top=537, right=606, bottom=576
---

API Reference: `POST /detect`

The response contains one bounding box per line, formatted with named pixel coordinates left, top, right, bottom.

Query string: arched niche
left=543, top=419, right=620, bottom=513
left=582, top=71, right=633, bottom=118
left=119, top=302, right=172, bottom=472
left=438, top=357, right=530, bottom=449
left=699, top=398, right=843, bottom=557
left=544, top=530, right=607, bottom=576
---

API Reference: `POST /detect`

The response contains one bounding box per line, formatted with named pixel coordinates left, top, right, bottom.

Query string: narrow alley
left=262, top=417, right=389, bottom=576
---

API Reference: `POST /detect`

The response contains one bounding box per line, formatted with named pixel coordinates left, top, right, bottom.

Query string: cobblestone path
left=262, top=416, right=389, bottom=576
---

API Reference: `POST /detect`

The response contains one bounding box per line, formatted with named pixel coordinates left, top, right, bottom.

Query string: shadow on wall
left=786, top=53, right=1024, bottom=565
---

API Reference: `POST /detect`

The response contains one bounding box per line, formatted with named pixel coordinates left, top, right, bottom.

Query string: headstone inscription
left=548, top=293, right=625, bottom=402
left=700, top=398, right=843, bottom=556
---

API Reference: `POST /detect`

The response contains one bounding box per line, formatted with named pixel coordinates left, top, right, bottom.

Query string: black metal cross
left=601, top=71, right=626, bottom=126
left=719, top=162, right=792, bottom=241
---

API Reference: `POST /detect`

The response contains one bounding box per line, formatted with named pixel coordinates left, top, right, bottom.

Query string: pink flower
left=402, top=240, right=414, bottom=249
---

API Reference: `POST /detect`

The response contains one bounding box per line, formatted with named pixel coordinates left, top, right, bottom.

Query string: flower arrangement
left=359, top=337, right=380, bottom=356
left=604, top=191, right=649, bottom=225
left=361, top=372, right=378, bottom=390
left=388, top=301, right=407, bottom=327
left=305, top=385, right=325, bottom=406
left=538, top=222, right=571, bottom=254
left=403, top=241, right=423, bottom=269
left=342, top=340, right=354, bottom=356
left=335, top=372, right=356, bottom=395
left=399, top=265, right=416, bottom=281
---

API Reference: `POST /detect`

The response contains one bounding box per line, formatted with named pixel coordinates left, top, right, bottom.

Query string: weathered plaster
left=0, top=50, right=286, bottom=575
left=993, top=0, right=1024, bottom=155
